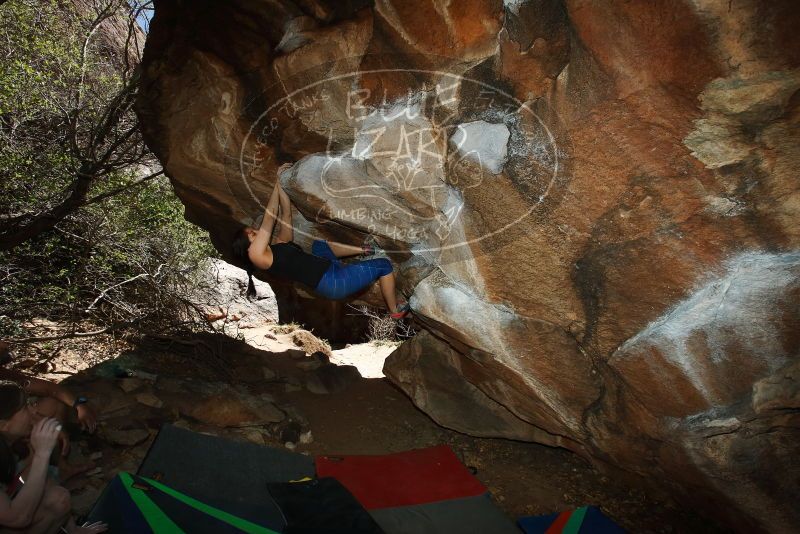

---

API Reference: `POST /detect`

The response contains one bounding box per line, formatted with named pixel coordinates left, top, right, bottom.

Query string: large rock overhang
left=135, top=1, right=800, bottom=531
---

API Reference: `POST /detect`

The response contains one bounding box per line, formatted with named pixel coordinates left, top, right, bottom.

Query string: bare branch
left=73, top=0, right=120, bottom=152
left=86, top=270, right=153, bottom=311
left=8, top=318, right=143, bottom=344
left=346, top=303, right=416, bottom=341
left=123, top=0, right=151, bottom=80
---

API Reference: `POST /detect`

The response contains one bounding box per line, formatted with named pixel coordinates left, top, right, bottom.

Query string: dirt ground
left=283, top=371, right=716, bottom=533
left=6, top=320, right=723, bottom=533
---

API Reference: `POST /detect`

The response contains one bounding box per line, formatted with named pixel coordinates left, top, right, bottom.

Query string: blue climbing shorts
left=311, top=240, right=393, bottom=300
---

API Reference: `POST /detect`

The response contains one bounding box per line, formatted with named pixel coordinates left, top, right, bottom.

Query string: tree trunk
left=0, top=166, right=95, bottom=251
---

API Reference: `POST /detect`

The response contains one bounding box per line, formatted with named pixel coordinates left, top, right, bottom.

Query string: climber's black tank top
left=266, top=242, right=331, bottom=289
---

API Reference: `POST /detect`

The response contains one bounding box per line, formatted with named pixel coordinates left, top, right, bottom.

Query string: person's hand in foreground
left=30, top=417, right=60, bottom=459
left=0, top=418, right=61, bottom=529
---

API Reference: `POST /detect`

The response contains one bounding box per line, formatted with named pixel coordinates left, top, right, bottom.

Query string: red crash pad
left=315, top=445, right=487, bottom=510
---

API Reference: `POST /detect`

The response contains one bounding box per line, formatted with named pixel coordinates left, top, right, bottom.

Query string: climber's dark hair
left=0, top=380, right=26, bottom=421
left=0, top=381, right=21, bottom=485
left=0, top=436, right=14, bottom=485
left=232, top=226, right=257, bottom=299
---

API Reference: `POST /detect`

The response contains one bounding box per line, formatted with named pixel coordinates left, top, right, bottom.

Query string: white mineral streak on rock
left=297, top=152, right=374, bottom=198
left=276, top=16, right=317, bottom=54
left=374, top=1, right=417, bottom=48
left=434, top=192, right=488, bottom=297
left=430, top=2, right=456, bottom=37
left=503, top=0, right=526, bottom=16
left=433, top=73, right=462, bottom=116
left=703, top=195, right=747, bottom=217
left=449, top=121, right=510, bottom=175
left=410, top=271, right=578, bottom=428
left=410, top=272, right=515, bottom=354
left=613, top=252, right=800, bottom=403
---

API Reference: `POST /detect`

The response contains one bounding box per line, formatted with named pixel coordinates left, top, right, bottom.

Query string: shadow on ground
left=57, top=331, right=721, bottom=533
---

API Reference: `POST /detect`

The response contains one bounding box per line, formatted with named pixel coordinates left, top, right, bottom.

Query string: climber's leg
left=377, top=271, right=399, bottom=314
left=314, top=257, right=397, bottom=308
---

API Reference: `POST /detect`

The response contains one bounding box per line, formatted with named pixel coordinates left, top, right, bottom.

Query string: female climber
left=231, top=163, right=410, bottom=319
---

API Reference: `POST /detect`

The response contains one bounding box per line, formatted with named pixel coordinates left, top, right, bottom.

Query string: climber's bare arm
left=248, top=183, right=280, bottom=269
left=274, top=171, right=294, bottom=244
left=325, top=241, right=364, bottom=257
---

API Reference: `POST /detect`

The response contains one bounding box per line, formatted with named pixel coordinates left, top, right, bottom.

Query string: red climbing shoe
left=390, top=301, right=411, bottom=320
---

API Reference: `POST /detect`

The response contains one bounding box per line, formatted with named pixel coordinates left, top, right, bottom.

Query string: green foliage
left=0, top=1, right=82, bottom=214
left=0, top=0, right=218, bottom=338
left=0, top=172, right=218, bottom=337
left=0, top=1, right=80, bottom=115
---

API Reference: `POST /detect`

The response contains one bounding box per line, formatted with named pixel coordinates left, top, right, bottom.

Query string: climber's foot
left=362, top=235, right=384, bottom=257
left=390, top=301, right=410, bottom=320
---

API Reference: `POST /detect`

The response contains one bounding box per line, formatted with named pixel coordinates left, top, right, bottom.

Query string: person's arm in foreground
left=0, top=418, right=60, bottom=528
left=9, top=372, right=96, bottom=433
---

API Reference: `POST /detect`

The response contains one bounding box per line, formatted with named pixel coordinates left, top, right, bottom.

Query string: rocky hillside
left=135, top=1, right=800, bottom=531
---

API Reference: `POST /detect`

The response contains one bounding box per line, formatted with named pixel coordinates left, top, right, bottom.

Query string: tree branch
left=86, top=263, right=164, bottom=311
left=0, top=166, right=95, bottom=251
left=123, top=1, right=151, bottom=79
left=7, top=318, right=143, bottom=344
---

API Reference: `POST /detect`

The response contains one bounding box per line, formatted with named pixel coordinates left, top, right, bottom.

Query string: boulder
left=191, top=258, right=278, bottom=328
left=305, top=363, right=361, bottom=395
left=136, top=0, right=800, bottom=530
left=157, top=380, right=285, bottom=427
left=100, top=424, right=150, bottom=447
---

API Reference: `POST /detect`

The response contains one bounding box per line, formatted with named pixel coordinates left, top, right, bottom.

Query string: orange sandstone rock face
left=136, top=0, right=800, bottom=530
